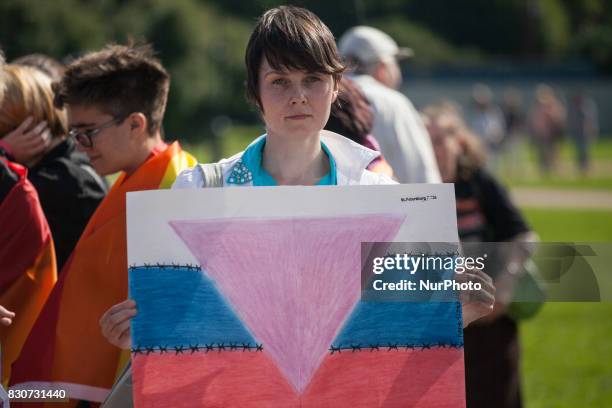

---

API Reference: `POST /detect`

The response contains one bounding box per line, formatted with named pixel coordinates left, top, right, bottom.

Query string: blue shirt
left=227, top=136, right=337, bottom=186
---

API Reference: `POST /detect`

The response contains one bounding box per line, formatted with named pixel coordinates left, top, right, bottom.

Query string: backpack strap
left=197, top=163, right=224, bottom=187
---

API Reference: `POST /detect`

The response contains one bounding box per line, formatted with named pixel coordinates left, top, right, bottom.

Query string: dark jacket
left=28, top=138, right=108, bottom=271
left=0, top=158, right=19, bottom=203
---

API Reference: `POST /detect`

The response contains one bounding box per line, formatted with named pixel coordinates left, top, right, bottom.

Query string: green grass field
left=184, top=128, right=612, bottom=191
left=520, top=209, right=612, bottom=407
left=500, top=139, right=612, bottom=191
left=183, top=125, right=263, bottom=164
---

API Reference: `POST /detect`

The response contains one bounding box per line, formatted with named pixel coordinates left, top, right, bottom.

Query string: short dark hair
left=53, top=43, right=169, bottom=135
left=245, top=6, right=345, bottom=110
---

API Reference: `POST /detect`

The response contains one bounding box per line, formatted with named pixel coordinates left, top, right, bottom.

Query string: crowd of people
left=466, top=82, right=599, bottom=177
left=0, top=5, right=585, bottom=407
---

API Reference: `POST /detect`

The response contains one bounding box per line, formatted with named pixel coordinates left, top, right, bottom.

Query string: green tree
left=1, top=0, right=255, bottom=144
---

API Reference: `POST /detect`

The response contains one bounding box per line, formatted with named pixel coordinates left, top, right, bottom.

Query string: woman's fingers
left=0, top=305, right=15, bottom=326
left=459, top=275, right=496, bottom=307
left=25, top=120, right=48, bottom=138
left=458, top=269, right=497, bottom=327
left=0, top=304, right=15, bottom=316
left=99, top=300, right=137, bottom=348
left=104, top=305, right=137, bottom=327
left=109, top=316, right=134, bottom=341
left=100, top=306, right=137, bottom=335
left=11, top=120, right=47, bottom=143
left=117, top=327, right=132, bottom=349
left=3, top=119, right=50, bottom=163
left=455, top=268, right=493, bottom=285
left=23, top=129, right=51, bottom=154
left=9, top=116, right=34, bottom=136
left=101, top=299, right=136, bottom=321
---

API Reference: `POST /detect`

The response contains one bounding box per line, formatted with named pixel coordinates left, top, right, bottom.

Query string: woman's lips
left=285, top=114, right=312, bottom=120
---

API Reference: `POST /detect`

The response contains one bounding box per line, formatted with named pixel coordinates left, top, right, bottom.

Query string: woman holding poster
left=100, top=6, right=495, bottom=407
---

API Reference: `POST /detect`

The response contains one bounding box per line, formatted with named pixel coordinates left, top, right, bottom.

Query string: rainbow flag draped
left=0, top=160, right=57, bottom=386
left=9, top=142, right=196, bottom=405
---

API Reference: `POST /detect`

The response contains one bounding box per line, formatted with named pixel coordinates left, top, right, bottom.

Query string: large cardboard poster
left=126, top=184, right=464, bottom=407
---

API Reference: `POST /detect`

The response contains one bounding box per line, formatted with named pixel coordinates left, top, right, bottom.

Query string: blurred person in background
left=469, top=84, right=505, bottom=173
left=0, top=53, right=57, bottom=385
left=0, top=63, right=107, bottom=271
left=501, top=88, right=527, bottom=178
left=324, top=76, right=394, bottom=178
left=567, top=89, right=598, bottom=175
left=528, top=84, right=566, bottom=175
left=338, top=26, right=441, bottom=184
left=424, top=102, right=538, bottom=408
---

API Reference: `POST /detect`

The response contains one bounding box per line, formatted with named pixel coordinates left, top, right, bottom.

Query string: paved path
left=511, top=188, right=612, bottom=210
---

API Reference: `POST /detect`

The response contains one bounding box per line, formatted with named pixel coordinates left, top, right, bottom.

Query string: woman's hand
left=0, top=305, right=15, bottom=326
left=458, top=269, right=496, bottom=328
left=99, top=299, right=137, bottom=350
left=2, top=117, right=51, bottom=164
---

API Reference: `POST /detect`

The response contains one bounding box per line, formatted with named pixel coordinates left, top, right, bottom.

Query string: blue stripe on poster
left=332, top=301, right=463, bottom=349
left=129, top=265, right=257, bottom=348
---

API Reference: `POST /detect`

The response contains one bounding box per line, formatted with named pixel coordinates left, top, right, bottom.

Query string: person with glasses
left=9, top=43, right=197, bottom=405
left=0, top=63, right=107, bottom=272
left=68, top=115, right=125, bottom=147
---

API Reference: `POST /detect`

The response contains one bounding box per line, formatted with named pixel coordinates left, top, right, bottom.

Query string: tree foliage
left=1, top=0, right=610, bottom=141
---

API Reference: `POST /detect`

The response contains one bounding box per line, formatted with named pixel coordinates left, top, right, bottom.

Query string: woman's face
left=258, top=58, right=338, bottom=141
left=428, top=114, right=463, bottom=183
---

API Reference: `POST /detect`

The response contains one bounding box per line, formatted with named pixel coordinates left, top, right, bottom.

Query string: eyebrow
left=263, top=70, right=324, bottom=79
left=263, top=70, right=288, bottom=78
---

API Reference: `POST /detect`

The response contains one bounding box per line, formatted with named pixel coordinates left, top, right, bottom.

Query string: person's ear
left=331, top=77, right=340, bottom=103
left=127, top=113, right=148, bottom=139
left=372, top=61, right=387, bottom=84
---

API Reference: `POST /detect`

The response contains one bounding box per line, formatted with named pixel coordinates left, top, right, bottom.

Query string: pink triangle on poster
left=170, top=215, right=404, bottom=394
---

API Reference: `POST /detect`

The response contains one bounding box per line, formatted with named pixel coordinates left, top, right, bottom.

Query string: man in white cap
left=339, top=26, right=441, bottom=183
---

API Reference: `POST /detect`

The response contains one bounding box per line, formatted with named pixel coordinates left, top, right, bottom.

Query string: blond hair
left=423, top=101, right=486, bottom=180
left=0, top=64, right=67, bottom=139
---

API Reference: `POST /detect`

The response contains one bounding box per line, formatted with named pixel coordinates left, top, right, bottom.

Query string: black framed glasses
left=68, top=116, right=126, bottom=148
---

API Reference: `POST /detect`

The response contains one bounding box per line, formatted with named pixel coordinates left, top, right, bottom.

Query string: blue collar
left=227, top=135, right=337, bottom=186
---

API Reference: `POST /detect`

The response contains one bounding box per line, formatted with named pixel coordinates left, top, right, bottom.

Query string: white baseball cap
left=338, top=26, right=414, bottom=64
